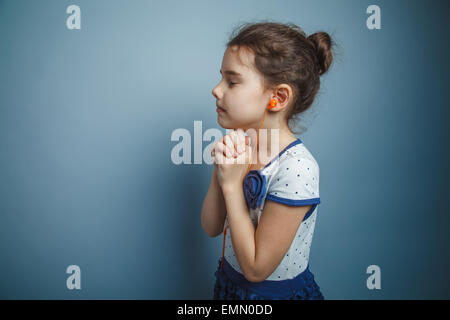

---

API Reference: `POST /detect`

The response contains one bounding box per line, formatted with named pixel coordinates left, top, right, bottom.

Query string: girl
left=201, top=21, right=334, bottom=300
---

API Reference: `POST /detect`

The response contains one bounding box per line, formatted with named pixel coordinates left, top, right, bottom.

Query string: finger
left=230, top=130, right=243, bottom=155
left=245, top=129, right=257, bottom=150
left=227, top=131, right=240, bottom=156
left=235, top=128, right=245, bottom=154
left=212, top=141, right=220, bottom=156
left=245, top=136, right=251, bottom=146
left=213, top=142, right=223, bottom=159
left=223, top=131, right=237, bottom=157
left=244, top=130, right=258, bottom=165
left=243, top=142, right=250, bottom=163
left=220, top=141, right=235, bottom=158
left=215, top=142, right=230, bottom=158
left=225, top=144, right=235, bottom=158
left=236, top=129, right=245, bottom=153
left=246, top=143, right=254, bottom=164
left=214, top=145, right=226, bottom=165
left=223, top=134, right=234, bottom=149
left=211, top=143, right=216, bottom=158
left=222, top=134, right=235, bottom=156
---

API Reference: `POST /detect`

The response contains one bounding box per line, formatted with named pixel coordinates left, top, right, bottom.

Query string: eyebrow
left=220, top=69, right=242, bottom=77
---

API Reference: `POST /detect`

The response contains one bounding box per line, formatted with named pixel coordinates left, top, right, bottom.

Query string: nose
left=212, top=82, right=221, bottom=100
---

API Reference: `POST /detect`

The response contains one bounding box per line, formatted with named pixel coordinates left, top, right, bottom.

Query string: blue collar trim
left=250, top=137, right=302, bottom=172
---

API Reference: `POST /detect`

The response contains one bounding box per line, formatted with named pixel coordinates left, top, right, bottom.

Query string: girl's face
left=212, top=45, right=270, bottom=130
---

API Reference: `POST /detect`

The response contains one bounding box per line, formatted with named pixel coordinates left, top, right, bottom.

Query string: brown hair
left=226, top=21, right=335, bottom=133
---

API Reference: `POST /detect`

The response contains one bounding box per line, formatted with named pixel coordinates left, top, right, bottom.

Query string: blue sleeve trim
left=266, top=194, right=321, bottom=206
left=302, top=203, right=318, bottom=222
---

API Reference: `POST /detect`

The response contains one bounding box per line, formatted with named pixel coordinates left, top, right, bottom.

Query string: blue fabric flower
left=243, top=170, right=267, bottom=210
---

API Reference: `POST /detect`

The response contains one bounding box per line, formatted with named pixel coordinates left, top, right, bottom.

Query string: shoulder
left=265, top=143, right=320, bottom=206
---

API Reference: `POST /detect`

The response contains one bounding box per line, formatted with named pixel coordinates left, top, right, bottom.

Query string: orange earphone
left=267, top=98, right=278, bottom=110
left=220, top=98, right=278, bottom=269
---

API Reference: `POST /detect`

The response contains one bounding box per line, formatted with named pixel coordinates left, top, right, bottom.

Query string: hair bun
left=307, top=32, right=333, bottom=75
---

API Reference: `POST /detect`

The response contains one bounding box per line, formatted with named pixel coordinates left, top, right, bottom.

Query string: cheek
left=227, top=103, right=262, bottom=126
left=228, top=90, right=257, bottom=112
left=222, top=86, right=265, bottom=123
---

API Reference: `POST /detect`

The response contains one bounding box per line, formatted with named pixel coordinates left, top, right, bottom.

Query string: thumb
left=245, top=129, right=258, bottom=150
left=244, top=140, right=254, bottom=164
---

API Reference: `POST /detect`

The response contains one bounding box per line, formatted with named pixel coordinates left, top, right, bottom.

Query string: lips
left=216, top=104, right=226, bottom=112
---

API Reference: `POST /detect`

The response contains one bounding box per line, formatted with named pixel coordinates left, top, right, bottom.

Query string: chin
left=219, top=123, right=235, bottom=130
left=217, top=116, right=232, bottom=129
left=218, top=122, right=239, bottom=130
left=218, top=116, right=251, bottom=130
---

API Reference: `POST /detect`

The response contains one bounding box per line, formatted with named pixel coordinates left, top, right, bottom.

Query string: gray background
left=0, top=0, right=449, bottom=299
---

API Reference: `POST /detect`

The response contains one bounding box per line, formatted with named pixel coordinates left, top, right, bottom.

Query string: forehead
left=221, top=45, right=257, bottom=76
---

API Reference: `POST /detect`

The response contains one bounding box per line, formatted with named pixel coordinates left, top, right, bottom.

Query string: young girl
left=201, top=21, right=334, bottom=300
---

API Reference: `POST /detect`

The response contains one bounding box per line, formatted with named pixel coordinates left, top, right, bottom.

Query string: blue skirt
left=213, top=257, right=324, bottom=300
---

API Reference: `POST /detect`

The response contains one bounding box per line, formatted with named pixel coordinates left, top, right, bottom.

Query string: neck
left=248, top=120, right=297, bottom=169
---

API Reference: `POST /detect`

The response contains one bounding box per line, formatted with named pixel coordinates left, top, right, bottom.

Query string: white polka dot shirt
left=223, top=138, right=320, bottom=281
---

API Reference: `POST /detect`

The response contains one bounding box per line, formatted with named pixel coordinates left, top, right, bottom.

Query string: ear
left=272, top=85, right=292, bottom=109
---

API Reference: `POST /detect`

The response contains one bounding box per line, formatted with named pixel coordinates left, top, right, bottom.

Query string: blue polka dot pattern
left=266, top=150, right=319, bottom=206
left=222, top=141, right=320, bottom=281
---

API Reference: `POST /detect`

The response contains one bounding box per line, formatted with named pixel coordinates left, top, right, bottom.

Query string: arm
left=222, top=183, right=312, bottom=282
left=201, top=166, right=227, bottom=238
left=221, top=184, right=256, bottom=281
